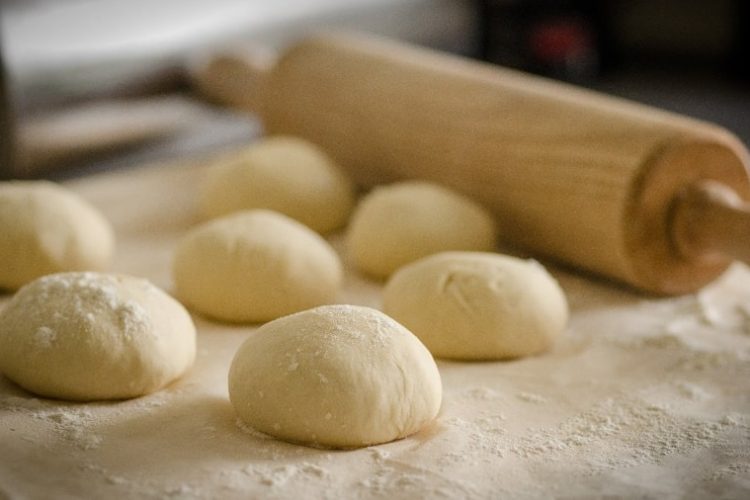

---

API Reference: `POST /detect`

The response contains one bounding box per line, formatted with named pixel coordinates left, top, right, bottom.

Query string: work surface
left=1, top=159, right=750, bottom=499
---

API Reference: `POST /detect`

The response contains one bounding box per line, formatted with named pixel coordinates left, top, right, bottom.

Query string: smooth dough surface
left=228, top=304, right=442, bottom=448
left=383, top=252, right=568, bottom=360
left=0, top=272, right=196, bottom=401
left=173, top=210, right=342, bottom=323
left=200, top=136, right=355, bottom=233
left=0, top=181, right=114, bottom=290
left=346, top=181, right=497, bottom=278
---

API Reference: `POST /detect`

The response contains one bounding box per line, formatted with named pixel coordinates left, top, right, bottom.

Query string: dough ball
left=200, top=136, right=355, bottom=233
left=0, top=272, right=196, bottom=401
left=383, top=252, right=568, bottom=360
left=228, top=304, right=442, bottom=448
left=0, top=181, right=114, bottom=291
left=173, top=210, right=342, bottom=323
left=346, top=181, right=497, bottom=278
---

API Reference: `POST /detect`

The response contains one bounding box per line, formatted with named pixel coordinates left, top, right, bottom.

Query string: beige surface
left=1, top=160, right=750, bottom=499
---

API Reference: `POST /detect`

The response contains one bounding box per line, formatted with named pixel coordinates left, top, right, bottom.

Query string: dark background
left=479, top=0, right=749, bottom=143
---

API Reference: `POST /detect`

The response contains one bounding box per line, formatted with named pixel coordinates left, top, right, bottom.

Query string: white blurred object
left=2, top=0, right=477, bottom=107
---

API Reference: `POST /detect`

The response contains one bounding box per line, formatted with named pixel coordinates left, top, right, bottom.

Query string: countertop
left=1, top=155, right=750, bottom=499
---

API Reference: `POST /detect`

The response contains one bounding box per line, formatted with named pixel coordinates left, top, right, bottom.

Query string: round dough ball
left=0, top=272, right=196, bottom=401
left=347, top=181, right=497, bottom=278
left=228, top=304, right=442, bottom=448
left=173, top=210, right=342, bottom=323
left=0, top=181, right=114, bottom=290
left=200, top=136, right=355, bottom=233
left=383, top=252, right=568, bottom=360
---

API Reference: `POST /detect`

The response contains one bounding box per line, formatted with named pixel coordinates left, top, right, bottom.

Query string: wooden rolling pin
left=193, top=33, right=750, bottom=295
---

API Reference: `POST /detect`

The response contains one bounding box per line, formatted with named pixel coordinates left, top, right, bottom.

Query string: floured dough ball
left=383, top=252, right=568, bottom=360
left=347, top=181, right=497, bottom=278
left=0, top=181, right=114, bottom=291
left=228, top=304, right=442, bottom=448
left=173, top=210, right=342, bottom=323
left=200, top=136, right=355, bottom=233
left=0, top=272, right=196, bottom=401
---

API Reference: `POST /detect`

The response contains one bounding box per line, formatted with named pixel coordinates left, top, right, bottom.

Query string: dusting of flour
left=3, top=167, right=750, bottom=499
left=3, top=266, right=750, bottom=499
left=11, top=272, right=154, bottom=346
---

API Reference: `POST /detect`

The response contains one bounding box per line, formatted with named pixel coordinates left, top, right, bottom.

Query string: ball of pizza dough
left=228, top=304, right=442, bottom=448
left=0, top=272, right=196, bottom=401
left=173, top=210, right=342, bottom=323
left=383, top=252, right=568, bottom=360
left=346, top=181, right=497, bottom=278
left=200, top=136, right=355, bottom=233
left=0, top=181, right=114, bottom=291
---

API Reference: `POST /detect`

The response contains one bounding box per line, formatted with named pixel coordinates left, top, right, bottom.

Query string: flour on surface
left=3, top=168, right=750, bottom=499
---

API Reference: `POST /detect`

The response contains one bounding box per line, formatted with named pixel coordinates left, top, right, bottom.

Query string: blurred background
left=1, top=0, right=748, bottom=179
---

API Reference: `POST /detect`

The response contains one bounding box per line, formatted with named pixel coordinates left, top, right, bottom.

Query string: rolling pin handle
left=672, top=180, right=750, bottom=265
left=190, top=48, right=274, bottom=114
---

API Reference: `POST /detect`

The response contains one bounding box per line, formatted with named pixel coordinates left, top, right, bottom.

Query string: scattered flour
left=368, top=447, right=391, bottom=462
left=507, top=396, right=741, bottom=470
left=11, top=273, right=154, bottom=346
left=116, top=300, right=151, bottom=339
left=165, top=484, right=196, bottom=497
left=463, top=387, right=500, bottom=401
left=243, top=463, right=330, bottom=488
left=516, top=392, right=547, bottom=404
left=357, top=462, right=477, bottom=499
left=696, top=291, right=724, bottom=326
left=673, top=381, right=712, bottom=401
left=710, top=462, right=750, bottom=481
left=475, top=415, right=507, bottom=436
left=0, top=396, right=103, bottom=450
left=3, top=240, right=750, bottom=498
left=0, top=383, right=182, bottom=452
left=105, top=475, right=128, bottom=485
left=34, top=326, right=57, bottom=348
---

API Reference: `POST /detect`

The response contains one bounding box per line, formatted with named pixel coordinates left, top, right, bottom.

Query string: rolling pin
left=193, top=33, right=750, bottom=295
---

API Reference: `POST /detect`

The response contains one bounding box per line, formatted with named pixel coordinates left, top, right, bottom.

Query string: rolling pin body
left=220, top=34, right=750, bottom=294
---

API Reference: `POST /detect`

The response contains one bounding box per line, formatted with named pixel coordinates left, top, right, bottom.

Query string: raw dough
left=346, top=181, right=497, bottom=278
left=383, top=252, right=568, bottom=360
left=228, top=304, right=442, bottom=448
left=173, top=210, right=342, bottom=323
left=0, top=272, right=195, bottom=401
left=200, top=136, right=355, bottom=233
left=0, top=181, right=114, bottom=290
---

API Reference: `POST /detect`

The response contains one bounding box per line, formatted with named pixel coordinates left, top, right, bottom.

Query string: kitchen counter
left=1, top=156, right=750, bottom=499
